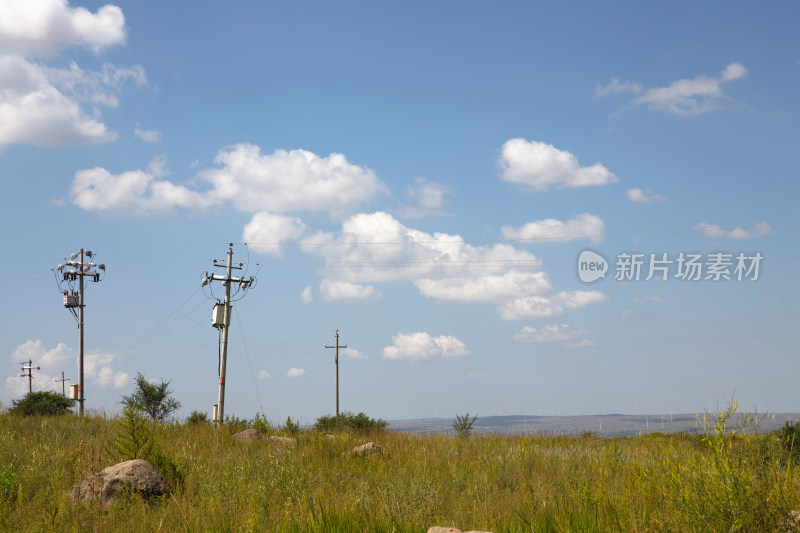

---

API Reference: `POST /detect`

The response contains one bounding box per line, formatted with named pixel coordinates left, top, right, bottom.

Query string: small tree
left=453, top=412, right=478, bottom=438
left=10, top=391, right=75, bottom=416
left=121, top=373, right=181, bottom=422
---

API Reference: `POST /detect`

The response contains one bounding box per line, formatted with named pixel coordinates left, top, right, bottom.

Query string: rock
left=71, top=459, right=171, bottom=503
left=232, top=428, right=267, bottom=442
left=777, top=510, right=800, bottom=532
left=351, top=441, right=385, bottom=456
left=427, top=528, right=461, bottom=533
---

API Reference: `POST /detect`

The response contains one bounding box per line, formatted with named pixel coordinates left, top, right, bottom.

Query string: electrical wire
left=234, top=306, right=264, bottom=416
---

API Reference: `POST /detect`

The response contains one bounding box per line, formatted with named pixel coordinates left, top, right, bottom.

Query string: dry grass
left=0, top=407, right=797, bottom=532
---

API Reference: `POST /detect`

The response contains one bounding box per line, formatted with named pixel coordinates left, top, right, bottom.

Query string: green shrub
left=105, top=406, right=153, bottom=461
left=314, top=411, right=387, bottom=433
left=778, top=420, right=800, bottom=463
left=186, top=410, right=209, bottom=424
left=251, top=412, right=270, bottom=434
left=453, top=413, right=477, bottom=438
left=225, top=413, right=249, bottom=433
left=283, top=416, right=300, bottom=436
left=9, top=391, right=75, bottom=416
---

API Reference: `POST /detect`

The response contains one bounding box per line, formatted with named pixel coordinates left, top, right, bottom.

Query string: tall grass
left=0, top=406, right=797, bottom=532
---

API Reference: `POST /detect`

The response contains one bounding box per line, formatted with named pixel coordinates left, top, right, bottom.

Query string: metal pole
left=27, top=359, right=32, bottom=393
left=216, top=246, right=233, bottom=426
left=79, top=248, right=85, bottom=416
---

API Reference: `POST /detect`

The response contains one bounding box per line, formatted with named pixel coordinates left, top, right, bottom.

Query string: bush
left=9, top=391, right=75, bottom=416
left=453, top=413, right=478, bottom=438
left=283, top=416, right=300, bottom=436
left=121, top=372, right=181, bottom=422
left=314, top=411, right=387, bottom=433
left=778, top=419, right=800, bottom=463
left=186, top=410, right=209, bottom=424
left=105, top=406, right=183, bottom=489
left=251, top=412, right=270, bottom=434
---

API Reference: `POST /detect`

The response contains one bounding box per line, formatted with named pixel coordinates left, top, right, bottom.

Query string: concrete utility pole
left=19, top=359, right=40, bottom=393
left=325, top=330, right=347, bottom=416
left=57, top=249, right=105, bottom=416
left=55, top=370, right=70, bottom=396
left=203, top=244, right=256, bottom=427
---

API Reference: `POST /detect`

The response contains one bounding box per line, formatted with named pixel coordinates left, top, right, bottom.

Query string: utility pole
left=19, top=359, right=40, bottom=393
left=57, top=249, right=105, bottom=416
left=324, top=330, right=346, bottom=416
left=55, top=370, right=70, bottom=396
left=203, top=244, right=256, bottom=427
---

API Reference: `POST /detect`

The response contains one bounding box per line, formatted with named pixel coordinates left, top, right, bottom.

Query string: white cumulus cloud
left=5, top=340, right=129, bottom=398
left=501, top=213, right=605, bottom=243
left=69, top=158, right=213, bottom=215
left=0, top=2, right=144, bottom=149
left=382, top=332, right=469, bottom=361
left=70, top=144, right=388, bottom=216
left=258, top=370, right=270, bottom=379
left=199, top=143, right=388, bottom=213
left=694, top=221, right=771, bottom=239
left=242, top=211, right=308, bottom=256
left=0, top=0, right=127, bottom=57
left=287, top=368, right=305, bottom=378
left=500, top=290, right=609, bottom=320
left=320, top=279, right=380, bottom=302
left=498, top=138, right=619, bottom=191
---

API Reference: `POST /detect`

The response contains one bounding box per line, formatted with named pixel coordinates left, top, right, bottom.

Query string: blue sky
left=1, top=1, right=798, bottom=423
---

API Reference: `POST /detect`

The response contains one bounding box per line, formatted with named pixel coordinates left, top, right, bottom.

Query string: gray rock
left=71, top=459, right=171, bottom=503
left=232, top=428, right=267, bottom=442
left=351, top=441, right=385, bottom=456
left=427, top=528, right=461, bottom=533
left=777, top=510, right=800, bottom=532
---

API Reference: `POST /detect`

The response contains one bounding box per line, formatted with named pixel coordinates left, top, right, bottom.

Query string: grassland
left=0, top=406, right=798, bottom=532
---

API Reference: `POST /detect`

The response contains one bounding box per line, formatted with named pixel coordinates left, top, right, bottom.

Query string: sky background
left=1, top=0, right=798, bottom=424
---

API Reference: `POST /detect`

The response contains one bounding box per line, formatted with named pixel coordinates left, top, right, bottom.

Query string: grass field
left=0, top=404, right=798, bottom=532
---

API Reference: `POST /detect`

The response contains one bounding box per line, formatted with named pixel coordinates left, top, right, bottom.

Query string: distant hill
left=390, top=412, right=800, bottom=437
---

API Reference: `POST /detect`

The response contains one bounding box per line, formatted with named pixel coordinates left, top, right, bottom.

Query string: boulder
left=777, top=510, right=800, bottom=533
left=231, top=430, right=297, bottom=444
left=351, top=441, right=385, bottom=456
left=427, top=528, right=461, bottom=533
left=71, top=459, right=171, bottom=503
left=232, top=428, right=267, bottom=442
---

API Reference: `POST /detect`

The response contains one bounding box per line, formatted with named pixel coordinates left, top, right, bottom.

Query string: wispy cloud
left=287, top=368, right=305, bottom=378
left=626, top=188, right=667, bottom=203
left=134, top=126, right=161, bottom=143
left=598, top=62, right=748, bottom=116
left=694, top=221, right=771, bottom=239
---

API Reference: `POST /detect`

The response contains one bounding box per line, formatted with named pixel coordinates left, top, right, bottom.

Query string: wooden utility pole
left=55, top=370, right=70, bottom=396
left=325, top=330, right=347, bottom=416
left=19, top=359, right=39, bottom=393
left=203, top=244, right=256, bottom=427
